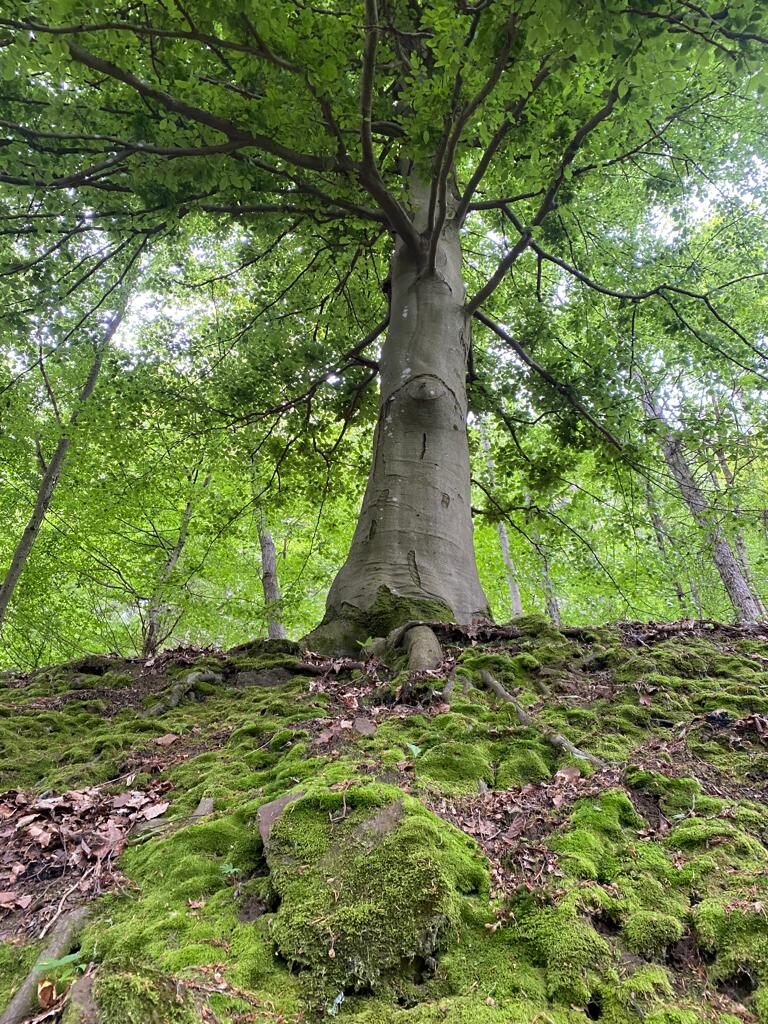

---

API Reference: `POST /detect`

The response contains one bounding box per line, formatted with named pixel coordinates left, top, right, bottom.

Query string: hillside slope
left=2, top=616, right=768, bottom=1024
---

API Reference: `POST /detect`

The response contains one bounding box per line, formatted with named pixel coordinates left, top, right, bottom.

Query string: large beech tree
left=1, top=1, right=767, bottom=645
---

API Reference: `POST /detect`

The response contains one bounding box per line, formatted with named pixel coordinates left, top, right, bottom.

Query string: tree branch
left=359, top=0, right=420, bottom=254
left=473, top=310, right=624, bottom=450
left=67, top=42, right=340, bottom=174
left=468, top=85, right=620, bottom=310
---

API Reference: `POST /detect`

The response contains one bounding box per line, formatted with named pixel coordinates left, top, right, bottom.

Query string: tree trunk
left=643, top=394, right=763, bottom=623
left=0, top=312, right=121, bottom=631
left=0, top=437, right=72, bottom=629
left=258, top=517, right=286, bottom=639
left=533, top=531, right=561, bottom=626
left=643, top=479, right=689, bottom=612
left=318, top=198, right=489, bottom=647
left=497, top=520, right=524, bottom=617
left=712, top=452, right=765, bottom=616
left=142, top=474, right=210, bottom=657
left=480, top=424, right=523, bottom=616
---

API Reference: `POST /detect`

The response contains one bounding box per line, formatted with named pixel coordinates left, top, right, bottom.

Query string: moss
left=0, top=941, right=40, bottom=1008
left=305, top=586, right=455, bottom=654
left=754, top=987, right=768, bottom=1023
left=517, top=896, right=612, bottom=1005
left=457, top=650, right=540, bottom=687
left=265, top=784, right=488, bottom=1010
left=666, top=818, right=766, bottom=857
left=227, top=638, right=300, bottom=658
left=227, top=653, right=300, bottom=672
left=416, top=740, right=494, bottom=794
left=63, top=971, right=198, bottom=1024
left=510, top=614, right=564, bottom=639
left=495, top=744, right=552, bottom=787
left=6, top=626, right=768, bottom=1023
left=623, top=911, right=685, bottom=958
left=693, top=893, right=768, bottom=986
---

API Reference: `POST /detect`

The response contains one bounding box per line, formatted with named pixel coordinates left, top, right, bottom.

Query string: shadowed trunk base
left=303, top=585, right=456, bottom=655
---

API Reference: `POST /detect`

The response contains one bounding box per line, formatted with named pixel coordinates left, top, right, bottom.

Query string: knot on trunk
left=404, top=374, right=445, bottom=404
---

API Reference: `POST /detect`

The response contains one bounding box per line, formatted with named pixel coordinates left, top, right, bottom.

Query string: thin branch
left=468, top=85, right=620, bottom=310
left=473, top=310, right=624, bottom=450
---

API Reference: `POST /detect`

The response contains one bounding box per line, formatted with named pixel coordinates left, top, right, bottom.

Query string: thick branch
left=468, top=85, right=620, bottom=309
left=67, top=42, right=339, bottom=174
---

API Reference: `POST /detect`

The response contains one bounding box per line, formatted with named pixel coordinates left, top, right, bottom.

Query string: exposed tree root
left=142, top=669, right=221, bottom=717
left=404, top=625, right=443, bottom=671
left=0, top=907, right=90, bottom=1024
left=479, top=670, right=605, bottom=768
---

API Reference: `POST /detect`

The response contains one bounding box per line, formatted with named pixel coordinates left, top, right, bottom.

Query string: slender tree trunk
left=258, top=516, right=286, bottom=639
left=643, top=394, right=763, bottom=623
left=712, top=451, right=765, bottom=616
left=142, top=474, right=210, bottom=657
left=497, top=521, right=524, bottom=617
left=643, top=480, right=688, bottom=612
left=479, top=424, right=523, bottom=615
left=320, top=189, right=489, bottom=644
left=533, top=532, right=561, bottom=626
left=0, top=312, right=122, bottom=631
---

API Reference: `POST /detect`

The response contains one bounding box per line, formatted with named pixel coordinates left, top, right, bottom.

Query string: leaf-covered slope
left=2, top=618, right=768, bottom=1023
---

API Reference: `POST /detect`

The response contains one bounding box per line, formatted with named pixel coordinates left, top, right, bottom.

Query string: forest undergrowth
left=2, top=615, right=768, bottom=1024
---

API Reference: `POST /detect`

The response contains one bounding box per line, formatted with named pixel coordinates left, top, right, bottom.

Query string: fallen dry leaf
left=141, top=801, right=170, bottom=820
left=37, top=979, right=58, bottom=1009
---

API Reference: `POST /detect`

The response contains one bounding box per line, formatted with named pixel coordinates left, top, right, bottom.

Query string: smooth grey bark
left=324, top=190, right=489, bottom=631
left=258, top=515, right=287, bottom=639
left=524, top=494, right=561, bottom=626
left=142, top=473, right=210, bottom=657
left=480, top=424, right=523, bottom=616
left=643, top=394, right=763, bottom=623
left=0, top=311, right=122, bottom=632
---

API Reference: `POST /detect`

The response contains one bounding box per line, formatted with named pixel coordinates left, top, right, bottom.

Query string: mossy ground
left=2, top=620, right=768, bottom=1022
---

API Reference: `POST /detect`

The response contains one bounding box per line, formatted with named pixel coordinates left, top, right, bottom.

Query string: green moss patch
left=4, top=624, right=768, bottom=1022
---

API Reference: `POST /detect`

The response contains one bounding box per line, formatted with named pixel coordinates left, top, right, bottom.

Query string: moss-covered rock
left=62, top=971, right=198, bottom=1024
left=264, top=784, right=488, bottom=1010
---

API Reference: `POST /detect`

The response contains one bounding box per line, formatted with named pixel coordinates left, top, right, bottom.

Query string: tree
left=0, top=254, right=134, bottom=634
left=1, top=2, right=767, bottom=647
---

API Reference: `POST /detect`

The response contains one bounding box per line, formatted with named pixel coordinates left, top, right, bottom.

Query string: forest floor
left=2, top=616, right=768, bottom=1024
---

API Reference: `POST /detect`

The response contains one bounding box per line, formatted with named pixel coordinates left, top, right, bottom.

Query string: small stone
left=258, top=790, right=304, bottom=844
left=235, top=667, right=292, bottom=688
left=192, top=796, right=215, bottom=818
left=353, top=717, right=376, bottom=736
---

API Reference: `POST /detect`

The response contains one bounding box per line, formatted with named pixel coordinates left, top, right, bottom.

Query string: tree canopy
left=0, top=0, right=766, bottom=664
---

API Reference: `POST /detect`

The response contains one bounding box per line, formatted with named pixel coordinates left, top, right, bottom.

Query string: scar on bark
left=420, top=432, right=427, bottom=459
left=368, top=519, right=377, bottom=540
left=407, top=549, right=421, bottom=588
